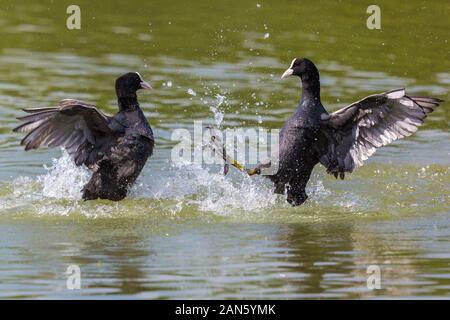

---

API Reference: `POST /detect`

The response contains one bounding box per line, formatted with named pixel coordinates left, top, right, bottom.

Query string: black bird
left=250, top=58, right=442, bottom=206
left=13, top=72, right=154, bottom=201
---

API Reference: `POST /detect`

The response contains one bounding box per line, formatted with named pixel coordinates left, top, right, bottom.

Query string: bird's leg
left=207, top=127, right=249, bottom=175
left=207, top=126, right=266, bottom=177
left=226, top=158, right=261, bottom=176
left=247, top=158, right=273, bottom=176
left=246, top=167, right=261, bottom=176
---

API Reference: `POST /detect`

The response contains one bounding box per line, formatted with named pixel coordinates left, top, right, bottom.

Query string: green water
left=0, top=0, right=449, bottom=299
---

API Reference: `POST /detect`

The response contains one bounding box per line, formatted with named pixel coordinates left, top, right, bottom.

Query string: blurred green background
left=0, top=0, right=448, bottom=299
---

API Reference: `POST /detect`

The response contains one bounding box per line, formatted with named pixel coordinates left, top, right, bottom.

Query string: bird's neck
left=300, top=73, right=321, bottom=105
left=118, top=94, right=140, bottom=111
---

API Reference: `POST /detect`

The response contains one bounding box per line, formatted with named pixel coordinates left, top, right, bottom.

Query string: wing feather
left=13, top=99, right=114, bottom=167
left=318, top=89, right=442, bottom=177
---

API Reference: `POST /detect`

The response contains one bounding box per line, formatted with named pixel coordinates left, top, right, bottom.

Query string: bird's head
left=115, top=72, right=152, bottom=98
left=281, top=58, right=319, bottom=81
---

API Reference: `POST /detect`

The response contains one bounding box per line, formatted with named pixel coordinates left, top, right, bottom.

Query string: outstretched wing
left=13, top=99, right=115, bottom=166
left=317, top=89, right=442, bottom=178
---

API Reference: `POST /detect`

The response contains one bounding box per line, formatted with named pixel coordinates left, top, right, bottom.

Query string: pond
left=0, top=0, right=448, bottom=298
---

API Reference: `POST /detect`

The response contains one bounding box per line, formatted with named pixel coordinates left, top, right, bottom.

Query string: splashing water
left=209, top=94, right=226, bottom=127
left=4, top=146, right=361, bottom=219
left=132, top=162, right=282, bottom=215
left=37, top=150, right=90, bottom=199
left=1, top=75, right=362, bottom=219
left=8, top=148, right=284, bottom=217
left=4, top=91, right=343, bottom=218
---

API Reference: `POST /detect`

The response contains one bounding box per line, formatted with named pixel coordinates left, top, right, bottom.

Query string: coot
left=14, top=72, right=154, bottom=201
left=218, top=58, right=442, bottom=206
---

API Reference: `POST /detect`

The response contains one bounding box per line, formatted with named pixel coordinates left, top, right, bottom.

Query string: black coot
left=14, top=72, right=154, bottom=201
left=256, top=58, right=442, bottom=206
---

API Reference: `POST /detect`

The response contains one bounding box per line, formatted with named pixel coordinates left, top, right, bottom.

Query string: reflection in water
left=2, top=215, right=448, bottom=299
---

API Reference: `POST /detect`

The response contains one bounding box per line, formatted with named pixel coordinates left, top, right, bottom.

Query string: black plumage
left=258, top=58, right=442, bottom=206
left=14, top=72, right=154, bottom=201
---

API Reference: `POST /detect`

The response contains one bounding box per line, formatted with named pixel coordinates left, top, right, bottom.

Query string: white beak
left=281, top=68, right=293, bottom=79
left=140, top=81, right=152, bottom=90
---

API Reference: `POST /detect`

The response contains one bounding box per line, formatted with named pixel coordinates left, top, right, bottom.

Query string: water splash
left=133, top=162, right=282, bottom=215
left=37, top=150, right=90, bottom=199
left=2, top=90, right=357, bottom=219
left=163, top=80, right=173, bottom=87
left=3, top=148, right=373, bottom=219
left=187, top=88, right=197, bottom=96
left=209, top=94, right=226, bottom=127
left=6, top=148, right=285, bottom=217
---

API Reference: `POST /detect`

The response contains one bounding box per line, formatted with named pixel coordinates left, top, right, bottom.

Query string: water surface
left=0, top=0, right=449, bottom=299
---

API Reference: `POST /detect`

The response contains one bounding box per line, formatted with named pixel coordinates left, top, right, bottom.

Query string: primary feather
left=317, top=89, right=442, bottom=177
left=13, top=72, right=155, bottom=201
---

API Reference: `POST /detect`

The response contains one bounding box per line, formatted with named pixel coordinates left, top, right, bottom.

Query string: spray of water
left=209, top=94, right=225, bottom=127
left=5, top=90, right=352, bottom=218
left=37, top=149, right=90, bottom=199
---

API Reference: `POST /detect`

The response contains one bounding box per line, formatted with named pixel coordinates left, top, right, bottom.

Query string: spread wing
left=13, top=99, right=115, bottom=166
left=317, top=89, right=442, bottom=178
